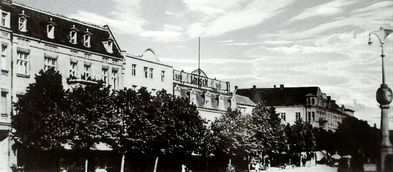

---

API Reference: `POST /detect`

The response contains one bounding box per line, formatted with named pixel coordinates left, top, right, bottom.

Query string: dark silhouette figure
left=384, top=154, right=393, bottom=172
left=350, top=149, right=364, bottom=172
left=337, top=157, right=351, bottom=172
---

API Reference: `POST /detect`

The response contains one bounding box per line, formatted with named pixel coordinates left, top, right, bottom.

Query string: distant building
left=123, top=49, right=173, bottom=94
left=236, top=85, right=354, bottom=131
left=173, top=69, right=255, bottom=123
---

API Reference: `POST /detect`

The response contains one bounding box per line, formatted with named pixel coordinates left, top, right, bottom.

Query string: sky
left=14, top=0, right=393, bottom=127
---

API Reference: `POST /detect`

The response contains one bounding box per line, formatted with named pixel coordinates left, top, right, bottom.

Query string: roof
left=9, top=3, right=122, bottom=58
left=236, top=87, right=320, bottom=106
left=234, top=94, right=256, bottom=106
left=191, top=69, right=208, bottom=78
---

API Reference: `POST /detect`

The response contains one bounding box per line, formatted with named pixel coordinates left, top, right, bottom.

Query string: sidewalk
left=265, top=164, right=337, bottom=172
left=264, top=163, right=377, bottom=172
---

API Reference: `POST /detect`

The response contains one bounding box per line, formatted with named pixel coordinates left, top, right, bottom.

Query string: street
left=266, top=165, right=337, bottom=172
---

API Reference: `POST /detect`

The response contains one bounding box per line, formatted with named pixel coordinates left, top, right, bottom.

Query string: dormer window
left=18, top=17, right=27, bottom=32
left=1, top=11, right=10, bottom=28
left=18, top=10, right=28, bottom=32
left=102, top=40, right=113, bottom=53
left=69, top=25, right=78, bottom=44
left=83, top=28, right=92, bottom=48
left=46, top=18, right=55, bottom=39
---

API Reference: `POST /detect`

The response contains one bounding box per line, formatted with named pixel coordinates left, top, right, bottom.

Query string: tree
left=12, top=68, right=68, bottom=150
left=248, top=103, right=287, bottom=157
left=149, top=90, right=206, bottom=172
left=104, top=87, right=157, bottom=172
left=65, top=82, right=114, bottom=149
left=211, top=109, right=252, bottom=166
left=286, top=120, right=315, bottom=154
left=335, top=117, right=379, bottom=161
left=64, top=82, right=115, bottom=171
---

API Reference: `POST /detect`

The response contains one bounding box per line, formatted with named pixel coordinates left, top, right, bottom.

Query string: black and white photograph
left=0, top=0, right=392, bottom=171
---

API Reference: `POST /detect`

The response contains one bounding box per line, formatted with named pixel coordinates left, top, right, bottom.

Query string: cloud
left=182, top=0, right=242, bottom=16
left=68, top=0, right=145, bottom=35
left=186, top=22, right=206, bottom=38
left=351, top=1, right=393, bottom=14
left=184, top=0, right=295, bottom=37
left=139, top=24, right=184, bottom=42
left=291, top=0, right=355, bottom=21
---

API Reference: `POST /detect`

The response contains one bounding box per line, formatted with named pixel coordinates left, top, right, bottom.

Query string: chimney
left=273, top=85, right=276, bottom=88
left=234, top=86, right=238, bottom=90
left=253, top=85, right=256, bottom=89
left=280, top=84, right=284, bottom=89
left=327, top=96, right=331, bottom=101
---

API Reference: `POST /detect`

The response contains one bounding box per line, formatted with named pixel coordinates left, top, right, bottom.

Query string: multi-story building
left=123, top=49, right=173, bottom=94
left=236, top=85, right=354, bottom=131
left=0, top=0, right=124, bottom=170
left=173, top=69, right=255, bottom=123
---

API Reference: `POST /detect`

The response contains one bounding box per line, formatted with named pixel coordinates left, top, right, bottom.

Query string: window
left=103, top=40, right=113, bottom=53
left=144, top=67, right=148, bottom=78
left=1, top=44, right=7, bottom=70
left=69, top=61, right=78, bottom=77
left=47, top=24, right=55, bottom=39
left=308, top=112, right=312, bottom=122
left=280, top=113, right=286, bottom=121
left=161, top=70, right=165, bottom=81
left=16, top=51, right=29, bottom=75
left=131, top=64, right=136, bottom=76
left=69, top=30, right=77, bottom=44
left=44, top=57, right=57, bottom=70
left=1, top=11, right=10, bottom=28
left=149, top=68, right=153, bottom=78
left=312, top=112, right=315, bottom=121
left=83, top=29, right=92, bottom=48
left=83, top=34, right=91, bottom=47
left=102, top=68, right=109, bottom=84
left=1, top=92, right=7, bottom=116
left=83, top=64, right=91, bottom=79
left=69, top=25, right=78, bottom=44
left=112, top=69, right=118, bottom=89
left=18, top=16, right=27, bottom=32
left=296, top=112, right=301, bottom=121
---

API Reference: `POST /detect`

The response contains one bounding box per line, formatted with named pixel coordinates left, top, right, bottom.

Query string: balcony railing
left=173, top=70, right=230, bottom=93
left=67, top=71, right=103, bottom=85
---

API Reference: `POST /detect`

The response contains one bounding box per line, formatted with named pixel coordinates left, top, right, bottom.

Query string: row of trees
left=12, top=69, right=207, bottom=171
left=11, top=69, right=380, bottom=171
left=211, top=102, right=316, bottom=167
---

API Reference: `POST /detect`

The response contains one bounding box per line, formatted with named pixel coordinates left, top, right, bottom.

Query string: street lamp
left=369, top=26, right=393, bottom=172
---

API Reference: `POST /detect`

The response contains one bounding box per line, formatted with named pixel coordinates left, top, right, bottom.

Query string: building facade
left=236, top=85, right=354, bottom=131
left=123, top=49, right=173, bottom=95
left=173, top=69, right=255, bottom=123
left=0, top=1, right=124, bottom=171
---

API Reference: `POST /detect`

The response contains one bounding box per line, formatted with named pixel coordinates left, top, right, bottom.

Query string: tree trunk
left=120, top=154, right=125, bottom=172
left=85, top=158, right=89, bottom=172
left=153, top=156, right=159, bottom=172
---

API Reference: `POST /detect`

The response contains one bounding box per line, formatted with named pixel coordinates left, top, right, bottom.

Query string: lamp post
left=369, top=26, right=393, bottom=172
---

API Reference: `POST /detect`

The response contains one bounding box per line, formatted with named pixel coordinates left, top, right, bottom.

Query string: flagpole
left=198, top=37, right=201, bottom=88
